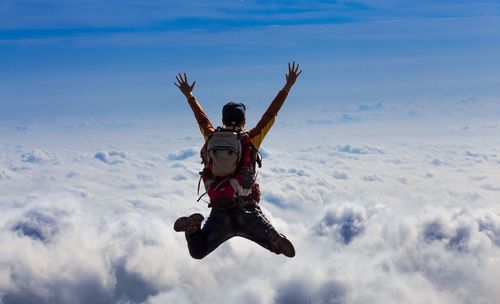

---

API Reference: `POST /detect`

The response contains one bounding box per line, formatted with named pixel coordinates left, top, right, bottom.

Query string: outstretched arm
left=175, top=73, right=214, bottom=140
left=248, top=62, right=302, bottom=148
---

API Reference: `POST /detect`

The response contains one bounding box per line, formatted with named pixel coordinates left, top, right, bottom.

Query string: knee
left=189, top=250, right=207, bottom=260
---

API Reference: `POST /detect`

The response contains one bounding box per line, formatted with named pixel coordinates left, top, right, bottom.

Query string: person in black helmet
left=173, top=62, right=302, bottom=259
left=222, top=102, right=246, bottom=127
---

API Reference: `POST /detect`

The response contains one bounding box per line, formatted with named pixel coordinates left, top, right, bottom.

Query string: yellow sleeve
left=250, top=116, right=275, bottom=149
left=248, top=90, right=288, bottom=149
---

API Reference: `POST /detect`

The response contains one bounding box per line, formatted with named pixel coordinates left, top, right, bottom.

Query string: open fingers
left=176, top=73, right=186, bottom=85
left=288, top=61, right=301, bottom=74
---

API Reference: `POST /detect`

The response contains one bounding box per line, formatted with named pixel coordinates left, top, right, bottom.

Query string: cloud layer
left=1, top=104, right=500, bottom=303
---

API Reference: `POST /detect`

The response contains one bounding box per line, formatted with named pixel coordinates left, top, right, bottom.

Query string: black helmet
left=222, top=102, right=246, bottom=126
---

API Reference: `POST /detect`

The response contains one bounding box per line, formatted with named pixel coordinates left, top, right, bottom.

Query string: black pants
left=186, top=204, right=277, bottom=259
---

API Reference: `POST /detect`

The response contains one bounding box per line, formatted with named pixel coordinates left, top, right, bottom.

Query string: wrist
left=282, top=83, right=292, bottom=93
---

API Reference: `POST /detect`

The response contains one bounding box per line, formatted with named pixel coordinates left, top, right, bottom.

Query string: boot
left=174, top=213, right=204, bottom=234
left=267, top=229, right=295, bottom=258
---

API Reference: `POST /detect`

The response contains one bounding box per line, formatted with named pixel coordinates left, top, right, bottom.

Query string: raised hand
left=174, top=73, right=196, bottom=98
left=283, top=62, right=302, bottom=92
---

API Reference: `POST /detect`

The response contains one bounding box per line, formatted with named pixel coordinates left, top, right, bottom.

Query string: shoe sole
left=268, top=229, right=295, bottom=258
left=174, top=213, right=204, bottom=232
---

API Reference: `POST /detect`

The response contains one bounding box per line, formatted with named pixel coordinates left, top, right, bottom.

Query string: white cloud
left=94, top=150, right=127, bottom=165
left=0, top=169, right=11, bottom=180
left=332, top=171, right=349, bottom=180
left=314, top=205, right=366, bottom=244
left=20, top=149, right=56, bottom=164
left=335, top=144, right=384, bottom=155
left=275, top=277, right=347, bottom=304
left=167, top=148, right=197, bottom=161
left=1, top=105, right=500, bottom=303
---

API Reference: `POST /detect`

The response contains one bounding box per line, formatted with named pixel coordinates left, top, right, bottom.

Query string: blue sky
left=1, top=0, right=499, bottom=121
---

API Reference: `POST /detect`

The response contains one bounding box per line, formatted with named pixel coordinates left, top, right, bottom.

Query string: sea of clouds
left=1, top=99, right=499, bottom=303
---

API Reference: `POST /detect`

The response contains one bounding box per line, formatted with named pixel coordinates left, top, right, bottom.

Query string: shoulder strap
left=238, top=136, right=262, bottom=169
left=249, top=141, right=262, bottom=168
left=208, top=126, right=224, bottom=139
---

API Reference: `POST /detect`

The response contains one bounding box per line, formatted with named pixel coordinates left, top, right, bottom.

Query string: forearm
left=186, top=95, right=214, bottom=140
left=282, top=82, right=293, bottom=93
left=263, top=89, right=289, bottom=120
left=248, top=90, right=288, bottom=139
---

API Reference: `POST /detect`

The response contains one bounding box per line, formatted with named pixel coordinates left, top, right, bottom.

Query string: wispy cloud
left=2, top=0, right=499, bottom=45
left=1, top=1, right=499, bottom=121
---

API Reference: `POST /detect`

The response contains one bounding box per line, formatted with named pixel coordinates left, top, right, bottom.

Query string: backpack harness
left=197, top=127, right=262, bottom=209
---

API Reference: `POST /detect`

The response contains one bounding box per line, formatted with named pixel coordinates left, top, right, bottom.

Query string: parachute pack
left=206, top=130, right=243, bottom=177
left=199, top=127, right=262, bottom=208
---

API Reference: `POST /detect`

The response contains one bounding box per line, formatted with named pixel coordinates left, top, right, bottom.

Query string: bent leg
left=235, top=205, right=295, bottom=257
left=235, top=205, right=276, bottom=252
left=186, top=208, right=235, bottom=259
